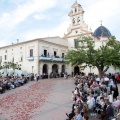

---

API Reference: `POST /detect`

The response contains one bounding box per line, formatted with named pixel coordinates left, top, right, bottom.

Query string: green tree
left=9, top=62, right=21, bottom=76
left=65, top=36, right=120, bottom=76
left=2, top=62, right=21, bottom=76
left=2, top=62, right=11, bottom=75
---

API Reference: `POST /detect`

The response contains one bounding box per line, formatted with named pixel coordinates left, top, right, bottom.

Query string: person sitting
left=0, top=81, right=5, bottom=93
left=87, top=94, right=95, bottom=110
left=81, top=104, right=89, bottom=117
left=14, top=78, right=20, bottom=87
left=73, top=108, right=83, bottom=120
left=8, top=79, right=15, bottom=89
left=5, top=80, right=11, bottom=90
left=83, top=114, right=89, bottom=120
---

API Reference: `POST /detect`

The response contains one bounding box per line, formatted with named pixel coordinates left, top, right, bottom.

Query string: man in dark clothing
left=105, top=102, right=114, bottom=120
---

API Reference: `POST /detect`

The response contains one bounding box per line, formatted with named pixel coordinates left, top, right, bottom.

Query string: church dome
left=93, top=25, right=111, bottom=37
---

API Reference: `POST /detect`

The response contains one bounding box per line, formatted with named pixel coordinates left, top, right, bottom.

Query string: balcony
left=52, top=57, right=63, bottom=62
left=40, top=55, right=65, bottom=62
left=40, top=56, right=52, bottom=61
left=27, top=56, right=34, bottom=61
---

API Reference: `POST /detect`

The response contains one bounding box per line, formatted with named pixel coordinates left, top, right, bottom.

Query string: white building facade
left=0, top=37, right=70, bottom=76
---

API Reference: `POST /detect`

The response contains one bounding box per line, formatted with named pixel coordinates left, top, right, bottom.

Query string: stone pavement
left=32, top=78, right=74, bottom=120
left=0, top=78, right=75, bottom=120
left=0, top=77, right=120, bottom=120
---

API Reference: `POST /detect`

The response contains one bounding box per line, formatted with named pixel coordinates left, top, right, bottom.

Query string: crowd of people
left=0, top=73, right=40, bottom=94
left=66, top=73, right=120, bottom=120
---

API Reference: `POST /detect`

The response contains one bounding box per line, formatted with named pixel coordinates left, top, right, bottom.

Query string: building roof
left=93, top=25, right=112, bottom=37
left=0, top=36, right=68, bottom=49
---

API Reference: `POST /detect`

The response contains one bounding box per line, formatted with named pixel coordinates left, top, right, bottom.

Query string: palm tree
left=2, top=62, right=11, bottom=76
left=9, top=62, right=21, bottom=76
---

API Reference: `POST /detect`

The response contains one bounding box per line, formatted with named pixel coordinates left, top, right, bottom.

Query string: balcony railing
left=52, top=57, right=63, bottom=62
left=27, top=56, right=34, bottom=61
left=40, top=55, right=65, bottom=62
left=40, top=56, right=52, bottom=61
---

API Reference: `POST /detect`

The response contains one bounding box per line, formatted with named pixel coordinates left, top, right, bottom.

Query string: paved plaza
left=0, top=77, right=120, bottom=120
left=0, top=78, right=74, bottom=120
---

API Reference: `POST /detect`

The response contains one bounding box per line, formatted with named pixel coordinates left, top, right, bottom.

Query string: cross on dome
left=100, top=20, right=103, bottom=26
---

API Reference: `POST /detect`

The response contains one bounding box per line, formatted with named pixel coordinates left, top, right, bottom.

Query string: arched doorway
left=74, top=66, right=79, bottom=76
left=42, top=64, right=48, bottom=74
left=52, top=64, right=58, bottom=73
left=52, top=64, right=58, bottom=78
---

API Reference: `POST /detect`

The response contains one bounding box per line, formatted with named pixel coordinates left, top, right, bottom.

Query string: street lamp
left=32, top=66, right=34, bottom=73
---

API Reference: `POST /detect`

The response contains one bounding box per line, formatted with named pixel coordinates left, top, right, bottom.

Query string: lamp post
left=32, top=66, right=34, bottom=73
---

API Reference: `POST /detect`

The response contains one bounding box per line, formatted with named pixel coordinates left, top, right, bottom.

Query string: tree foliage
left=65, top=36, right=120, bottom=76
left=1, top=62, right=21, bottom=76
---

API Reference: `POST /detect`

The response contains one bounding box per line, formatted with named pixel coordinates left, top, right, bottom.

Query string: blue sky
left=0, top=0, right=120, bottom=47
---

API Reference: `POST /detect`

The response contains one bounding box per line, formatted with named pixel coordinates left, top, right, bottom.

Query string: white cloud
left=84, top=0, right=120, bottom=32
left=33, top=14, right=46, bottom=20
left=0, top=0, right=120, bottom=45
left=0, top=0, right=57, bottom=30
left=23, top=17, right=70, bottom=40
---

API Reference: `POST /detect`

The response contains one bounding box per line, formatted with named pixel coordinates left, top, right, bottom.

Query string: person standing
left=112, top=84, right=119, bottom=101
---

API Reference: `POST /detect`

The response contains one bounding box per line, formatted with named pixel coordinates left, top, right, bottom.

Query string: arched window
left=73, top=18, right=75, bottom=24
left=75, top=8, right=77, bottom=12
left=77, top=17, right=80, bottom=23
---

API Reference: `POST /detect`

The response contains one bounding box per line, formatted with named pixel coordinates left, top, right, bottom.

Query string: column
left=39, top=63, right=43, bottom=75
left=58, top=64, right=62, bottom=74
left=48, top=64, right=52, bottom=75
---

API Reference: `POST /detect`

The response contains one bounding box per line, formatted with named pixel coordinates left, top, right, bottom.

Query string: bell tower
left=64, top=1, right=92, bottom=49
left=69, top=1, right=84, bottom=26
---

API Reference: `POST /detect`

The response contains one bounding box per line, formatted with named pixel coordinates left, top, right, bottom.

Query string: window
left=54, top=51, right=56, bottom=57
left=5, top=55, right=7, bottom=60
left=5, top=50, right=7, bottom=53
left=62, top=53, right=64, bottom=58
left=0, top=56, right=2, bottom=62
left=73, top=18, right=75, bottom=24
left=75, top=8, right=77, bottom=12
left=21, top=56, right=23, bottom=62
left=20, top=52, right=23, bottom=62
left=20, top=47, right=22, bottom=49
left=77, top=17, right=80, bottom=23
left=12, top=57, right=14, bottom=62
left=74, top=39, right=78, bottom=48
left=44, top=50, right=47, bottom=57
left=75, top=30, right=78, bottom=33
left=30, top=49, right=33, bottom=57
